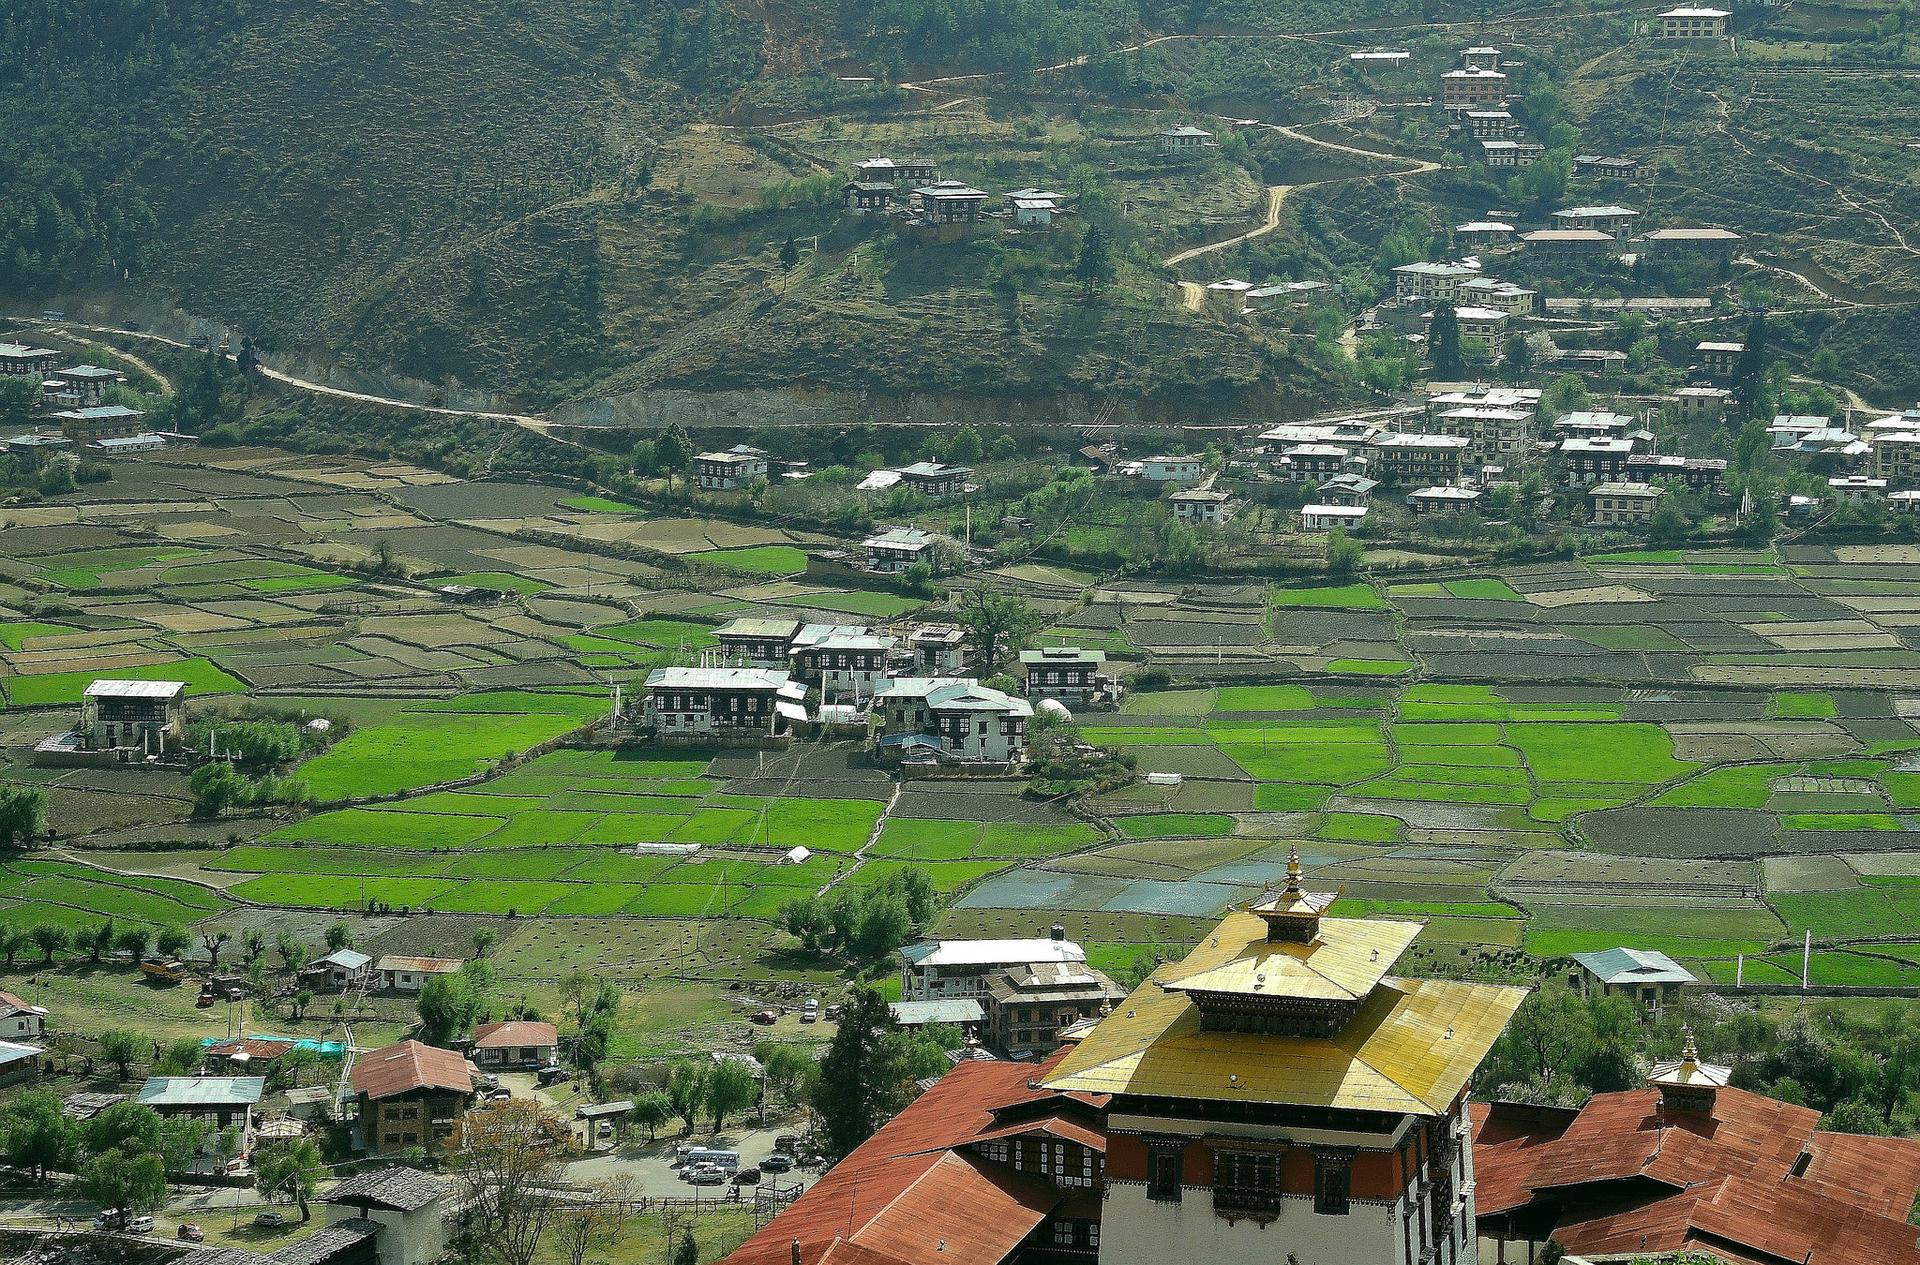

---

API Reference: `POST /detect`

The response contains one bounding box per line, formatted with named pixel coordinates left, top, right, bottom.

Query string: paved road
left=565, top=1120, right=808, bottom=1199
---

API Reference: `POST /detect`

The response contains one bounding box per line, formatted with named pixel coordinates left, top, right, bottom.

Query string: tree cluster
left=777, top=868, right=938, bottom=963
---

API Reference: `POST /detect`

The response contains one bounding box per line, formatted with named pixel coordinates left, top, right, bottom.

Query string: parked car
left=733, top=1167, right=762, bottom=1185
left=684, top=1164, right=727, bottom=1186
left=751, top=1010, right=778, bottom=1025
left=536, top=1065, right=572, bottom=1087
left=760, top=1154, right=795, bottom=1173
left=254, top=1211, right=288, bottom=1229
left=774, top=1135, right=802, bottom=1154
left=176, top=1224, right=205, bottom=1243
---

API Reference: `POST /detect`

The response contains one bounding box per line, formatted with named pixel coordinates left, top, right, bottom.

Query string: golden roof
left=1042, top=911, right=1529, bottom=1115
left=1160, top=914, right=1420, bottom=1003
left=1651, top=1029, right=1732, bottom=1089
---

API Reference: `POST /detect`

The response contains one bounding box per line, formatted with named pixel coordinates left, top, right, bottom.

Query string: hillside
left=5, top=0, right=1920, bottom=411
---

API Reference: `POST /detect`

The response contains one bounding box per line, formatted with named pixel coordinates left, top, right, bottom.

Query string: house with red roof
left=471, top=1020, right=558, bottom=1071
left=351, top=1039, right=476, bottom=1155
left=725, top=1048, right=1109, bottom=1265
left=1473, top=1032, right=1920, bottom=1264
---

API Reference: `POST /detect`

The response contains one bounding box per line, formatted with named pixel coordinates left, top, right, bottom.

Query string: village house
left=351, top=1040, right=476, bottom=1155
left=1589, top=480, right=1665, bottom=525
left=1427, top=406, right=1530, bottom=460
left=1455, top=220, right=1518, bottom=250
left=862, top=525, right=942, bottom=574
left=1553, top=347, right=1630, bottom=374
left=4, top=433, right=71, bottom=469
left=789, top=624, right=896, bottom=701
left=375, top=956, right=463, bottom=994
left=1451, top=305, right=1509, bottom=357
left=982, top=961, right=1128, bottom=1060
left=0, top=343, right=59, bottom=377
left=1440, top=66, right=1509, bottom=110
left=1391, top=260, right=1478, bottom=302
left=1170, top=488, right=1233, bottom=525
left=1568, top=947, right=1696, bottom=1021
left=1872, top=431, right=1920, bottom=482
left=1626, top=453, right=1727, bottom=493
left=1407, top=485, right=1484, bottom=515
left=136, top=1077, right=265, bottom=1168
left=857, top=156, right=937, bottom=184
left=843, top=180, right=895, bottom=213
left=1830, top=473, right=1889, bottom=502
left=1672, top=384, right=1731, bottom=421
left=1318, top=471, right=1379, bottom=506
left=1521, top=228, right=1617, bottom=258
left=1204, top=278, right=1256, bottom=313
left=1693, top=339, right=1744, bottom=378
left=470, top=1020, right=558, bottom=1071
left=1263, top=418, right=1380, bottom=447
left=1460, top=276, right=1537, bottom=315
left=1551, top=409, right=1635, bottom=437
left=77, top=678, right=187, bottom=756
left=1246, top=279, right=1332, bottom=310
left=900, top=928, right=1088, bottom=1001
left=1428, top=385, right=1540, bottom=416
left=896, top=460, right=970, bottom=499
left=1011, top=196, right=1059, bottom=227
left=1551, top=205, right=1641, bottom=237
left=913, top=180, right=991, bottom=223
left=1658, top=5, right=1730, bottom=38
left=712, top=616, right=802, bottom=668
left=1158, top=125, right=1215, bottom=154
left=1039, top=849, right=1526, bottom=1265
left=641, top=666, right=808, bottom=738
left=1278, top=443, right=1352, bottom=480
left=88, top=433, right=167, bottom=457
left=873, top=677, right=1033, bottom=764
left=50, top=363, right=125, bottom=407
left=0, top=992, right=47, bottom=1042
left=1574, top=154, right=1641, bottom=180
left=0, top=1042, right=42, bottom=1088
left=322, top=1168, right=449, bottom=1265
left=909, top=624, right=967, bottom=674
left=201, top=1037, right=298, bottom=1077
left=1022, top=646, right=1116, bottom=709
left=693, top=445, right=770, bottom=490
left=1368, top=432, right=1470, bottom=485
left=1300, top=502, right=1369, bottom=532
left=1478, top=139, right=1544, bottom=169
left=1560, top=436, right=1634, bottom=485
left=1635, top=226, right=1742, bottom=257
left=1462, top=108, right=1517, bottom=138
left=302, top=948, right=373, bottom=992
left=1475, top=1035, right=1920, bottom=1265
left=1135, top=454, right=1205, bottom=485
left=51, top=404, right=145, bottom=442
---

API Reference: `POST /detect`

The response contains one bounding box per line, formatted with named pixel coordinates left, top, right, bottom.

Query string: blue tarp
left=198, top=1035, right=346, bottom=1058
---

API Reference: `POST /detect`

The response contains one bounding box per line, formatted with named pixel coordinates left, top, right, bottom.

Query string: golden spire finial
left=1680, top=1028, right=1699, bottom=1068
left=1285, top=845, right=1304, bottom=895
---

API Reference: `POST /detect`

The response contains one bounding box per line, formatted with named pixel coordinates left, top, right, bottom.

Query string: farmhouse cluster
left=0, top=339, right=175, bottom=459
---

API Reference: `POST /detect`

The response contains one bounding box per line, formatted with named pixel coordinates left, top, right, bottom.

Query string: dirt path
left=1165, top=183, right=1295, bottom=267
left=820, top=779, right=902, bottom=893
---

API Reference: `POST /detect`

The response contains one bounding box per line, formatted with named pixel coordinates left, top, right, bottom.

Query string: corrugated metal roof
left=136, top=1076, right=266, bottom=1107
left=82, top=679, right=187, bottom=699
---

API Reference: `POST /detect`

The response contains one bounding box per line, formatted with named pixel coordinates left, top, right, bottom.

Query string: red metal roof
left=472, top=1020, right=557, bottom=1049
left=351, top=1040, right=473, bottom=1100
left=970, top=1114, right=1107, bottom=1153
left=204, top=1038, right=297, bottom=1062
left=725, top=1051, right=1097, bottom=1265
left=1474, top=1085, right=1920, bottom=1265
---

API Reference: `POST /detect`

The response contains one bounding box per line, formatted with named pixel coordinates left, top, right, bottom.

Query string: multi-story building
left=1635, top=226, right=1742, bottom=257
left=712, top=617, right=802, bottom=667
left=900, top=930, right=1089, bottom=1001
left=1407, top=485, right=1484, bottom=515
left=1318, top=472, right=1379, bottom=507
left=873, top=677, right=1033, bottom=764
left=1550, top=205, right=1640, bottom=237
left=351, top=1040, right=475, bottom=1155
left=1461, top=109, right=1516, bottom=138
left=1136, top=455, right=1205, bottom=485
left=51, top=404, right=145, bottom=441
left=1368, top=433, right=1470, bottom=484
left=856, top=156, right=937, bottom=184
left=640, top=666, right=808, bottom=739
left=1042, top=851, right=1526, bottom=1265
left=897, top=461, right=971, bottom=500
left=1459, top=276, right=1536, bottom=315
left=1391, top=260, right=1478, bottom=302
left=909, top=624, right=968, bottom=674
left=1872, top=431, right=1920, bottom=482
left=1658, top=5, right=1729, bottom=38
left=136, top=1077, right=266, bottom=1170
left=1300, top=503, right=1369, bottom=532
left=0, top=343, right=59, bottom=377
left=1830, top=473, right=1889, bottom=502
left=1550, top=409, right=1635, bottom=438
left=693, top=446, right=770, bottom=490
left=1159, top=125, right=1215, bottom=153
left=1440, top=66, right=1508, bottom=110
left=1451, top=305, right=1509, bottom=357
left=983, top=961, right=1128, bottom=1059
left=1428, top=406, right=1530, bottom=461
left=1693, top=340, right=1744, bottom=378
left=1478, top=140, right=1544, bottom=169
left=1520, top=229, right=1616, bottom=258
left=862, top=525, right=942, bottom=574
left=1567, top=947, right=1696, bottom=1021
left=1672, top=384, right=1731, bottom=421
left=914, top=181, right=991, bottom=223
left=1170, top=488, right=1233, bottom=525
left=1278, top=443, right=1351, bottom=480
left=1574, top=154, right=1641, bottom=180
left=789, top=624, right=895, bottom=700
left=1559, top=436, right=1633, bottom=486
left=1625, top=453, right=1727, bottom=493
left=322, top=1168, right=449, bottom=1265
left=1589, top=480, right=1664, bottom=525
left=1021, top=647, right=1113, bottom=708
left=79, top=679, right=186, bottom=755
left=53, top=364, right=125, bottom=406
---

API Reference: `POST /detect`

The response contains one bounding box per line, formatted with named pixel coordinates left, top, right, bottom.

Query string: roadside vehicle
left=255, top=1211, right=288, bottom=1229
left=176, top=1224, right=205, bottom=1242
left=760, top=1154, right=795, bottom=1173
left=685, top=1164, right=726, bottom=1185
left=733, top=1167, right=761, bottom=1185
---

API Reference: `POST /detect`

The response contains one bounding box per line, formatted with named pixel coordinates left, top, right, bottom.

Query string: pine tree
left=1429, top=303, right=1463, bottom=379
left=1075, top=224, right=1114, bottom=300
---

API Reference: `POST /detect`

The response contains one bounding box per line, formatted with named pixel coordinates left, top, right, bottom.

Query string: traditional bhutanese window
left=1313, top=1152, right=1352, bottom=1216
left=1146, top=1143, right=1185, bottom=1203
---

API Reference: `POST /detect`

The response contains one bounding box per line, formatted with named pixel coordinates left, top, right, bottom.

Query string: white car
left=684, top=1164, right=727, bottom=1185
